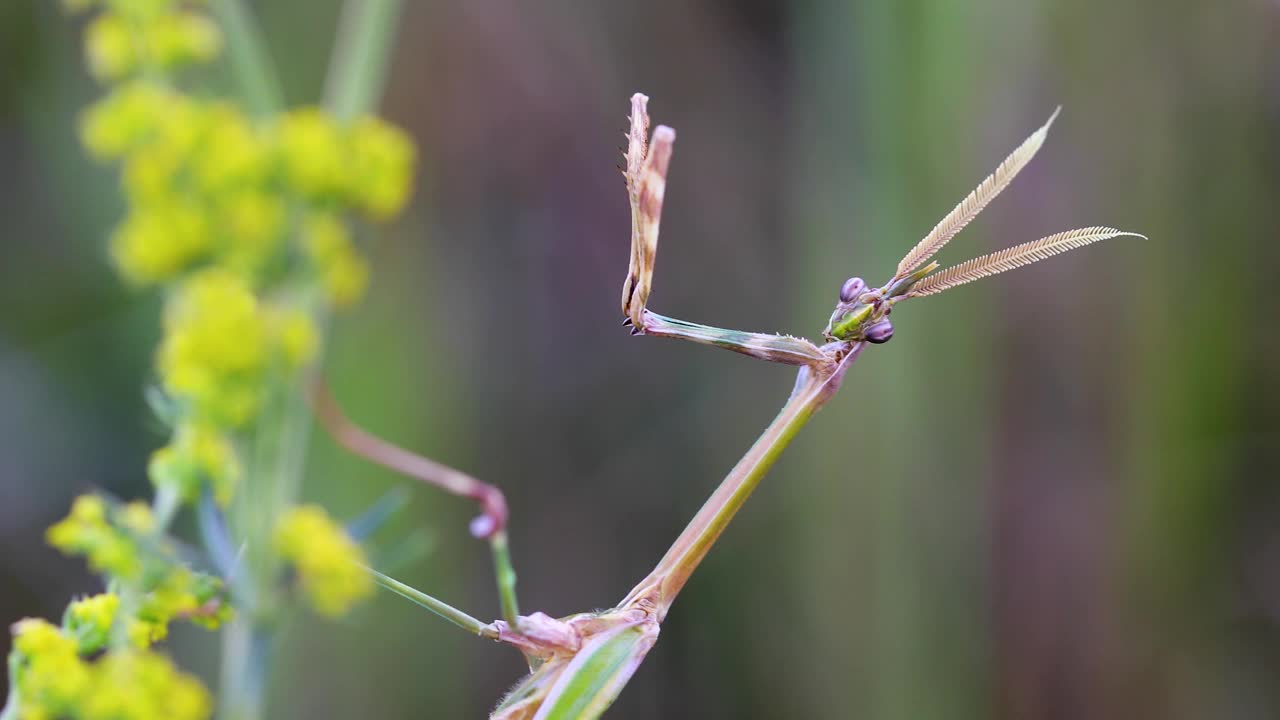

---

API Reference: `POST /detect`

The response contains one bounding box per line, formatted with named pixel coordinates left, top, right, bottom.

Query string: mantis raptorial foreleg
left=636, top=311, right=830, bottom=367
left=621, top=94, right=829, bottom=370
left=308, top=380, right=522, bottom=632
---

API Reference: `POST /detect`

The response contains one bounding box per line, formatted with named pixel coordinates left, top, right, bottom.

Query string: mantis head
left=822, top=263, right=939, bottom=344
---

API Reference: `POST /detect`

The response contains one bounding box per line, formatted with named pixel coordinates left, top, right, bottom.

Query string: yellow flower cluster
left=73, top=1, right=415, bottom=513
left=46, top=496, right=149, bottom=579
left=11, top=619, right=89, bottom=718
left=82, top=85, right=284, bottom=285
left=147, top=421, right=242, bottom=505
left=64, top=0, right=221, bottom=84
left=85, top=9, right=221, bottom=81
left=155, top=268, right=315, bottom=426
left=11, top=618, right=211, bottom=720
left=274, top=505, right=374, bottom=617
left=135, top=568, right=233, bottom=644
left=64, top=594, right=120, bottom=654
left=80, top=86, right=414, bottom=299
left=280, top=109, right=417, bottom=220
left=47, top=497, right=233, bottom=649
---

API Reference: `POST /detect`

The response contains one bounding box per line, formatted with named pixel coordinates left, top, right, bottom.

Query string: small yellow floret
left=149, top=11, right=223, bottom=70
left=277, top=108, right=348, bottom=200
left=157, top=269, right=270, bottom=426
left=110, top=199, right=214, bottom=284
left=192, top=104, right=268, bottom=193
left=78, top=650, right=213, bottom=720
left=79, top=82, right=174, bottom=160
left=70, top=494, right=107, bottom=524
left=349, top=116, right=416, bottom=219
left=215, top=190, right=287, bottom=275
left=275, top=505, right=373, bottom=617
left=86, top=12, right=137, bottom=80
left=303, top=213, right=368, bottom=306
left=12, top=618, right=91, bottom=716
left=148, top=421, right=241, bottom=505
left=127, top=568, right=231, bottom=647
left=119, top=501, right=155, bottom=534
left=14, top=618, right=78, bottom=659
left=47, top=495, right=143, bottom=579
left=273, top=309, right=319, bottom=368
left=65, top=593, right=121, bottom=653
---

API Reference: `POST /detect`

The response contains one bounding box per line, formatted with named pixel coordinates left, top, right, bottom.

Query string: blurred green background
left=2, top=0, right=1278, bottom=718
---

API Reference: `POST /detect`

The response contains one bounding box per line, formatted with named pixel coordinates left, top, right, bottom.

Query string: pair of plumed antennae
left=897, top=106, right=1144, bottom=298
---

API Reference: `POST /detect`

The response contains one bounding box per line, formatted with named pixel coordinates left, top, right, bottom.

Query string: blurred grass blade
left=197, top=490, right=236, bottom=578
left=144, top=385, right=179, bottom=429
left=369, top=527, right=434, bottom=572
left=345, top=486, right=410, bottom=541
left=209, top=0, right=284, bottom=116
left=529, top=623, right=659, bottom=720
left=325, top=0, right=405, bottom=121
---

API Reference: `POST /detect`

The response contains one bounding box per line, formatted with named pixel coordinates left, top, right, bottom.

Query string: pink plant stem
left=308, top=380, right=508, bottom=539
left=620, top=342, right=865, bottom=618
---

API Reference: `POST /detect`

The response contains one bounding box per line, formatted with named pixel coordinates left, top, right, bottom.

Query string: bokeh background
left=2, top=0, right=1279, bottom=718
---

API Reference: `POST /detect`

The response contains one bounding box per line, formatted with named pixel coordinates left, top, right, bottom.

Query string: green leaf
left=532, top=623, right=658, bottom=720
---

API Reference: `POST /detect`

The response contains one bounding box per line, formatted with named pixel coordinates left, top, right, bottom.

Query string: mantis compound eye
left=864, top=319, right=894, bottom=344
left=839, top=277, right=866, bottom=303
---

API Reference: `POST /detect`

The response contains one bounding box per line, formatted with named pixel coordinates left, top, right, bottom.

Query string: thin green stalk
left=272, top=338, right=323, bottom=522
left=210, top=0, right=284, bottom=117
left=220, top=376, right=290, bottom=720
left=151, top=484, right=181, bottom=531
left=1, top=652, right=19, bottom=720
left=369, top=568, right=497, bottom=638
left=324, top=0, right=405, bottom=121
left=219, top=619, right=271, bottom=720
left=620, top=344, right=865, bottom=617
left=490, top=531, right=520, bottom=629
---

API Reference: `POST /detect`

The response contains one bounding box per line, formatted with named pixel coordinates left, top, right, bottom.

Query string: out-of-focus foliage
left=3, top=0, right=414, bottom=717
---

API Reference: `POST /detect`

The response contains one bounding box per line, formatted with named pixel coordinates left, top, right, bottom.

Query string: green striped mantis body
left=315, top=93, right=1142, bottom=718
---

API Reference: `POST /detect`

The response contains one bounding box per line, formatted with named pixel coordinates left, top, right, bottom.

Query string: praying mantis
left=312, top=94, right=1143, bottom=719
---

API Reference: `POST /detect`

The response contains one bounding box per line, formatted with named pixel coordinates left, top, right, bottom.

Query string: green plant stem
left=324, top=0, right=405, bottom=122
left=219, top=618, right=271, bottom=720
left=620, top=344, right=865, bottom=618
left=152, top=484, right=181, bottom=531
left=219, top=379, right=285, bottom=720
left=490, top=531, right=520, bottom=629
left=369, top=568, right=498, bottom=638
left=210, top=0, right=284, bottom=117
left=1, top=652, right=19, bottom=720
left=210, top=0, right=405, bottom=716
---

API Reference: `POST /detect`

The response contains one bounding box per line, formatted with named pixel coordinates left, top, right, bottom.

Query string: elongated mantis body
left=317, top=93, right=1143, bottom=718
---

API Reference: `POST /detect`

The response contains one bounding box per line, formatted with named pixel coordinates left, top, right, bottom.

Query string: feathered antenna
left=907, top=226, right=1145, bottom=297
left=895, top=107, right=1061, bottom=277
